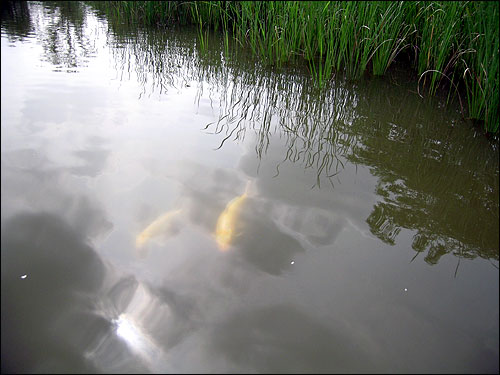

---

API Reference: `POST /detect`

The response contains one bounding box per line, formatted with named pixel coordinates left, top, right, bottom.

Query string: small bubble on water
left=20, top=274, right=27, bottom=279
left=290, top=261, right=295, bottom=265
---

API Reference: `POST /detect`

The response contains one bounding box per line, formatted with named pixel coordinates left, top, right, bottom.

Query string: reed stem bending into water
left=90, top=1, right=499, bottom=135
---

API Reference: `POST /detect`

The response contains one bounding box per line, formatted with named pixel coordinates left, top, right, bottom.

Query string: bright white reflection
left=110, top=283, right=170, bottom=373
left=115, top=314, right=141, bottom=344
left=112, top=313, right=160, bottom=364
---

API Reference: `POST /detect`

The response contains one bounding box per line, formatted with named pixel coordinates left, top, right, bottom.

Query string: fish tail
left=244, top=179, right=252, bottom=196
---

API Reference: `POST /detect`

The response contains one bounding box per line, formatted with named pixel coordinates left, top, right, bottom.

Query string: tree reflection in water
left=349, top=76, right=498, bottom=270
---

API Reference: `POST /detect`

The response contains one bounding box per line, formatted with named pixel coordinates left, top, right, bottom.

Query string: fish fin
left=136, top=234, right=147, bottom=248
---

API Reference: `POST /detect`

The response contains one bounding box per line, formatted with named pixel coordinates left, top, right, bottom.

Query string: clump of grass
left=88, top=1, right=499, bottom=135
left=370, top=2, right=417, bottom=76
left=415, top=2, right=467, bottom=92
left=461, top=1, right=499, bottom=134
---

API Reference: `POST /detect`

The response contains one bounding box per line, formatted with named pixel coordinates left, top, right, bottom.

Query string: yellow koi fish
left=136, top=209, right=182, bottom=250
left=215, top=181, right=252, bottom=251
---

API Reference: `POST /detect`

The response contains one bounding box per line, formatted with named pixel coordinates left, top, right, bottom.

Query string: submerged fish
left=135, top=209, right=182, bottom=250
left=215, top=181, right=252, bottom=251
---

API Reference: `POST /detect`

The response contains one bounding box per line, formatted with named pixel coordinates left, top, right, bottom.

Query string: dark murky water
left=1, top=2, right=498, bottom=373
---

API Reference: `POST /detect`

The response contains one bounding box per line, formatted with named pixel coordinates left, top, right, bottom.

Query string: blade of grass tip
left=417, top=69, right=465, bottom=118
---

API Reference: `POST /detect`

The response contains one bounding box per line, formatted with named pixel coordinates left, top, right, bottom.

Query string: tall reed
left=461, top=1, right=499, bottom=133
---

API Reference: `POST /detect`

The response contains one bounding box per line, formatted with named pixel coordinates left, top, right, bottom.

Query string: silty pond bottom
left=1, top=2, right=498, bottom=373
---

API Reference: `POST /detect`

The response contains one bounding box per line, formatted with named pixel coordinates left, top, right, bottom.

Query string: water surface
left=1, top=2, right=498, bottom=373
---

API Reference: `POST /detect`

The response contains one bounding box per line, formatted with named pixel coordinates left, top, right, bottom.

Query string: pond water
left=1, top=2, right=498, bottom=373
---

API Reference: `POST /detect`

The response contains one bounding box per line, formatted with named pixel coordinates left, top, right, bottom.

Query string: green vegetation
left=89, top=1, right=499, bottom=135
